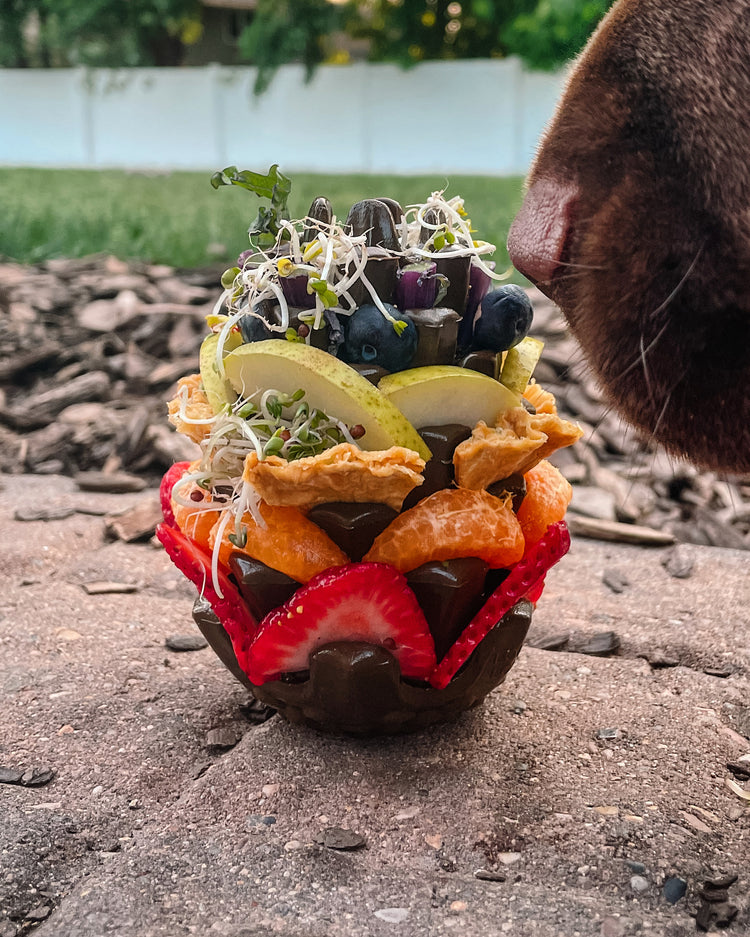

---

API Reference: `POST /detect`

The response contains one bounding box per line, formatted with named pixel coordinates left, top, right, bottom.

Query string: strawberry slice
left=245, top=562, right=437, bottom=685
left=156, top=523, right=258, bottom=672
left=159, top=461, right=191, bottom=528
left=429, top=521, right=571, bottom=689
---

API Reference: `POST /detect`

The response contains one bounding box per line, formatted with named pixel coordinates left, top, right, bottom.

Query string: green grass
left=0, top=168, right=525, bottom=273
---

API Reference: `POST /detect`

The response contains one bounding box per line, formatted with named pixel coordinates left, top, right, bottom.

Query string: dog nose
left=507, top=178, right=578, bottom=286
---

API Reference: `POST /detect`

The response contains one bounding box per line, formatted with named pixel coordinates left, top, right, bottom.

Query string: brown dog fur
left=508, top=0, right=750, bottom=473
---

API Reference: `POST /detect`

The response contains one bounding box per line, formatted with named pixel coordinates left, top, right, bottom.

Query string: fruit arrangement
left=158, top=165, right=582, bottom=734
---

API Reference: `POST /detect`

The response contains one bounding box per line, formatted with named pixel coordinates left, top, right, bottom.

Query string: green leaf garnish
left=210, top=164, right=292, bottom=248
left=221, top=266, right=240, bottom=288
left=227, top=526, right=247, bottom=548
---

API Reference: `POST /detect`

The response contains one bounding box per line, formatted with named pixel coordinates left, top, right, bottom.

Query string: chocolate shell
left=192, top=598, right=533, bottom=736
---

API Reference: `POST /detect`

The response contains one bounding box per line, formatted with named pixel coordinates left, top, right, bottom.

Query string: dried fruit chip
left=167, top=374, right=215, bottom=444
left=243, top=443, right=425, bottom=510
left=453, top=411, right=546, bottom=489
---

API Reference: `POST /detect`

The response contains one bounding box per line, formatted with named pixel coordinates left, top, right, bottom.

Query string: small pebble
left=20, top=767, right=55, bottom=787
left=661, top=546, right=694, bottom=579
left=626, top=861, right=647, bottom=874
left=497, top=852, right=522, bottom=865
left=245, top=814, right=276, bottom=831
left=602, top=569, right=629, bottom=594
left=0, top=767, right=24, bottom=785
left=24, top=906, right=51, bottom=923
left=374, top=908, right=409, bottom=924
left=165, top=633, right=208, bottom=652
left=580, top=631, right=621, bottom=657
left=663, top=876, right=688, bottom=904
left=315, top=827, right=366, bottom=850
left=474, top=868, right=506, bottom=882
left=82, top=580, right=140, bottom=595
left=595, top=727, right=621, bottom=741
left=205, top=726, right=242, bottom=749
left=703, top=665, right=733, bottom=678
left=14, top=506, right=75, bottom=522
left=630, top=875, right=649, bottom=894
left=530, top=632, right=569, bottom=651
left=511, top=700, right=527, bottom=714
left=641, top=651, right=680, bottom=669
left=74, top=470, right=147, bottom=493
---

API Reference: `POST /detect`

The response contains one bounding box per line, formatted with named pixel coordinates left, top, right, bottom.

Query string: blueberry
left=341, top=303, right=418, bottom=372
left=238, top=313, right=273, bottom=344
left=472, top=285, right=533, bottom=353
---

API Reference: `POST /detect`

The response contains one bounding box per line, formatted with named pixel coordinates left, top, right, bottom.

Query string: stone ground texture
left=1, top=475, right=749, bottom=936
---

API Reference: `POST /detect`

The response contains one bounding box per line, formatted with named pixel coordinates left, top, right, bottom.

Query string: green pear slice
left=223, top=340, right=431, bottom=460
left=378, top=365, right=520, bottom=429
left=499, top=336, right=544, bottom=395
left=200, top=332, right=240, bottom=414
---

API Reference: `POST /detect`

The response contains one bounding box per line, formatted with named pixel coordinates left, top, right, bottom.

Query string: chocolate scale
left=307, top=502, right=398, bottom=562
left=229, top=555, right=301, bottom=622
left=406, top=558, right=489, bottom=661
left=402, top=423, right=472, bottom=510
left=487, top=473, right=527, bottom=513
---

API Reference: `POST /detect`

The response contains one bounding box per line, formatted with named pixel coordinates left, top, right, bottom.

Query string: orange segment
left=517, top=459, right=573, bottom=545
left=172, top=484, right=222, bottom=551
left=363, top=488, right=524, bottom=573
left=209, top=502, right=348, bottom=584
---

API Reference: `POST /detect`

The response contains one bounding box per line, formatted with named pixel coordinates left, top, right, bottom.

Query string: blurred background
left=0, top=0, right=614, bottom=268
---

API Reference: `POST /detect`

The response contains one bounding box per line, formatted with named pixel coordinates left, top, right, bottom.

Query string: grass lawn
left=0, top=168, right=525, bottom=273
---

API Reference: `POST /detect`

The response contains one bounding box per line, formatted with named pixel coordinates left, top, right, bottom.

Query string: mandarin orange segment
left=363, top=488, right=525, bottom=573
left=209, top=502, right=348, bottom=584
left=517, top=459, right=573, bottom=546
left=172, top=485, right=222, bottom=551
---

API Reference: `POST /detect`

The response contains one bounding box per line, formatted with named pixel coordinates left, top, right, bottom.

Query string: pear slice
left=499, top=336, right=544, bottom=395
left=200, top=332, right=241, bottom=414
left=378, top=365, right=520, bottom=429
left=223, top=340, right=431, bottom=460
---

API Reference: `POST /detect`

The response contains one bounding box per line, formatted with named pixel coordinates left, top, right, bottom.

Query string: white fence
left=0, top=59, right=567, bottom=175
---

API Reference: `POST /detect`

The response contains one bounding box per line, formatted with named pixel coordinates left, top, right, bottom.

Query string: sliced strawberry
left=156, top=523, right=258, bottom=672
left=159, top=461, right=191, bottom=528
left=429, top=521, right=571, bottom=689
left=245, top=562, right=437, bottom=685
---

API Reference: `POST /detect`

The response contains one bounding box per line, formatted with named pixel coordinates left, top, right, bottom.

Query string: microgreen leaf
left=227, top=525, right=247, bottom=548
left=210, top=164, right=292, bottom=248
left=392, top=319, right=408, bottom=337
left=221, top=267, right=240, bottom=288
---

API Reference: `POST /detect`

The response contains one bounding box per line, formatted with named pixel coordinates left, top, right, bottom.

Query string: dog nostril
left=507, top=178, right=579, bottom=285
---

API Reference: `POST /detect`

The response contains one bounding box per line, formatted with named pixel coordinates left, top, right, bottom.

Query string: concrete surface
left=1, top=474, right=748, bottom=937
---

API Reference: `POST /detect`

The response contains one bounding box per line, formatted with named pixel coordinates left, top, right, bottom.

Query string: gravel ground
left=1, top=475, right=748, bottom=936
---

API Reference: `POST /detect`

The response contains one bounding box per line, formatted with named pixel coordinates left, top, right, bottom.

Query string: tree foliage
left=238, top=0, right=614, bottom=88
left=503, top=0, right=613, bottom=70
left=0, top=0, right=202, bottom=68
left=350, top=0, right=613, bottom=70
left=0, top=0, right=614, bottom=76
left=237, top=0, right=344, bottom=94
